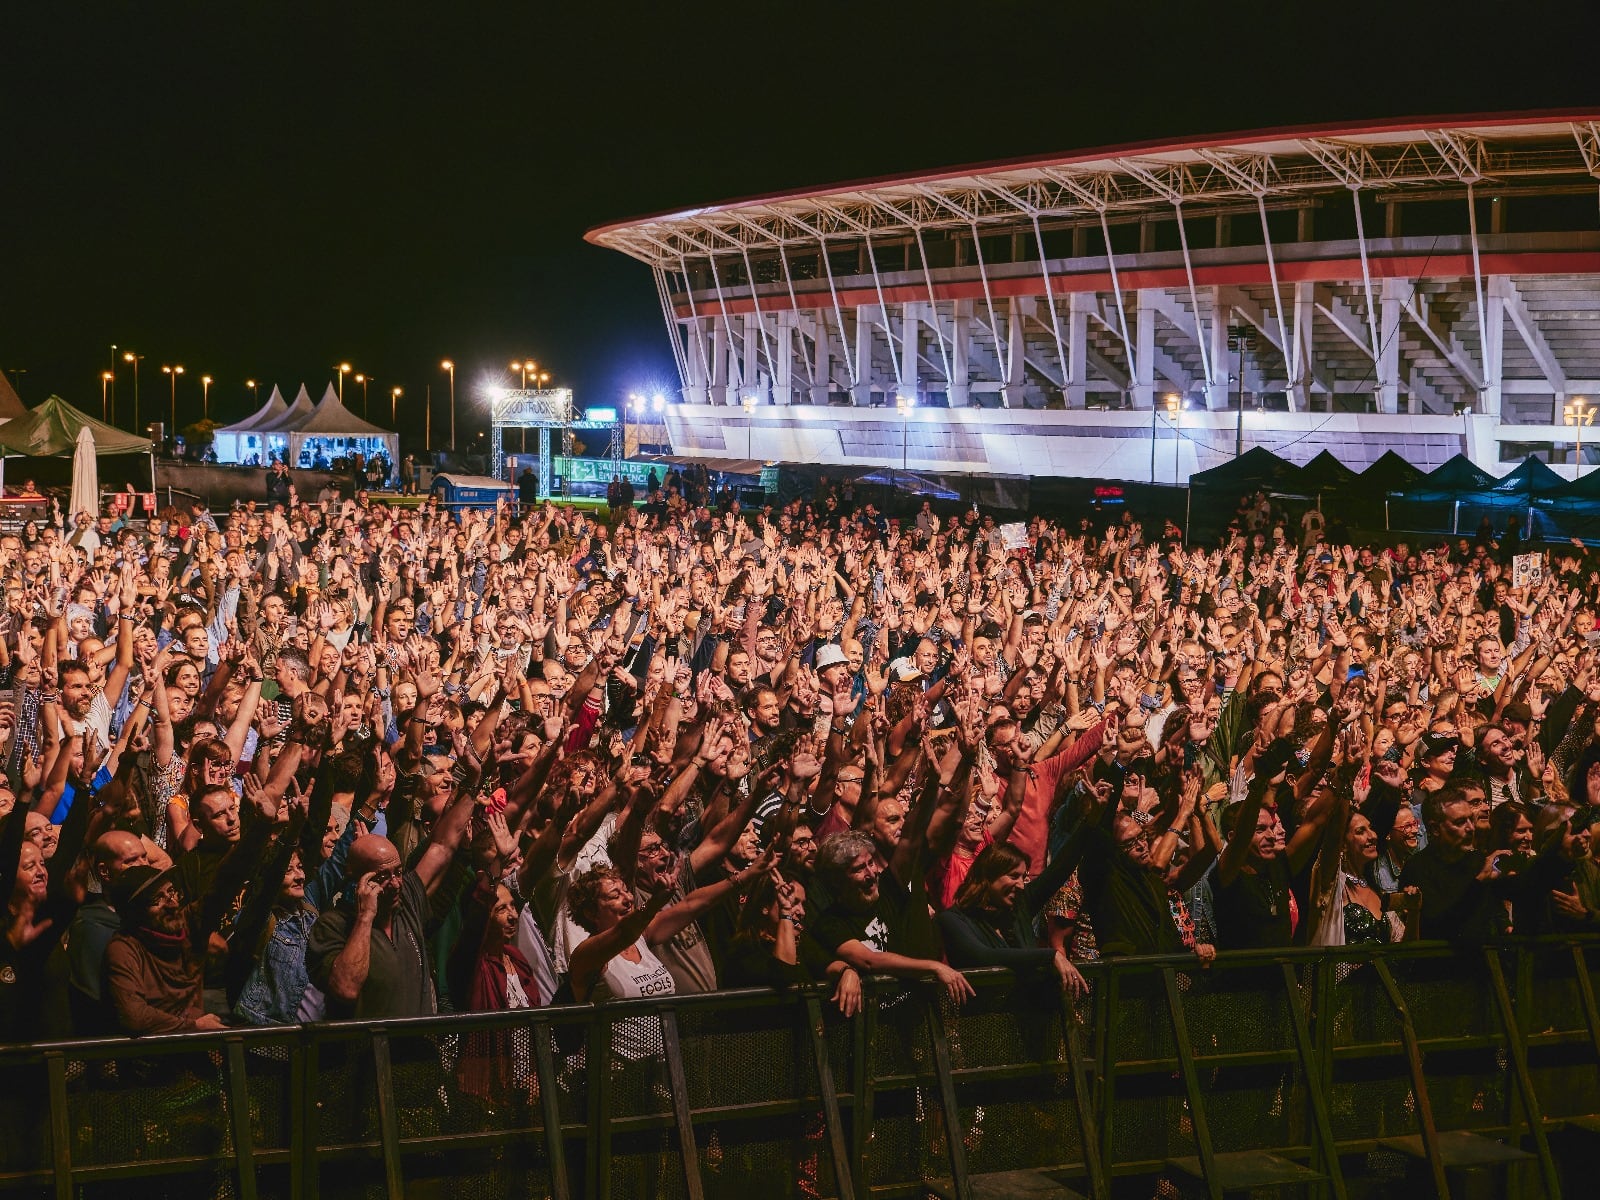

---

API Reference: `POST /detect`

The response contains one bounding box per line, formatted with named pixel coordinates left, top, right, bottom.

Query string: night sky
left=3, top=1, right=1595, bottom=443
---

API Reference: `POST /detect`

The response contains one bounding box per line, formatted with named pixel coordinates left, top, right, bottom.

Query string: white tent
left=212, top=385, right=290, bottom=464
left=287, top=385, right=398, bottom=474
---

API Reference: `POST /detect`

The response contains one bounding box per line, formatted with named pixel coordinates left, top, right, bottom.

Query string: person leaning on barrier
left=805, top=830, right=974, bottom=1008
left=937, top=841, right=1087, bottom=998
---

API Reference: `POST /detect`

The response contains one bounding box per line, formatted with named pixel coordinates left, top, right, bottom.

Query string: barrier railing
left=1, top=938, right=1596, bottom=1199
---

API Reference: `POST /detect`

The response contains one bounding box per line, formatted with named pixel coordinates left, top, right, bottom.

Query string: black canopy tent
left=1185, top=447, right=1309, bottom=541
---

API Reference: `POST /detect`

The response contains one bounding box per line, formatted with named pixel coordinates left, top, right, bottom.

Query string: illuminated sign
left=1093, top=485, right=1125, bottom=498
left=586, top=407, right=618, bottom=423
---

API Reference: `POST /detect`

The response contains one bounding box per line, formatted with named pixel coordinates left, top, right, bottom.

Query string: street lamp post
left=1165, top=393, right=1184, bottom=484
left=337, top=363, right=352, bottom=404
left=391, top=386, right=402, bottom=424
left=355, top=373, right=371, bottom=416
left=123, top=352, right=143, bottom=431
left=742, top=393, right=757, bottom=460
left=161, top=364, right=184, bottom=432
left=246, top=379, right=259, bottom=405
left=201, top=375, right=213, bottom=420
left=100, top=372, right=113, bottom=421
left=441, top=361, right=456, bottom=450
left=108, top=345, right=118, bottom=424
left=1565, top=397, right=1594, bottom=477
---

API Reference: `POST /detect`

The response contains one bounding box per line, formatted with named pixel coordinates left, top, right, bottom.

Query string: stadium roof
left=588, top=112, right=1600, bottom=267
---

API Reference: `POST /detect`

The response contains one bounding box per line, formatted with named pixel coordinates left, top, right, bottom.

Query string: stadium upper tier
left=590, top=114, right=1600, bottom=482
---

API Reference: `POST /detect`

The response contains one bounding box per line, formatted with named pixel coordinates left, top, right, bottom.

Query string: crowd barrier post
left=1371, top=956, right=1450, bottom=1195
left=803, top=993, right=858, bottom=1200
left=659, top=1010, right=707, bottom=1200
left=1485, top=950, right=1560, bottom=1198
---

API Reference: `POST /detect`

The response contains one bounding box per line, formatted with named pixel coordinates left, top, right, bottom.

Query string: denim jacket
left=234, top=823, right=356, bottom=1026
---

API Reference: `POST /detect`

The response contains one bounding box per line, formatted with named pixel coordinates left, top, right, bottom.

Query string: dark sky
left=3, top=1, right=1596, bottom=440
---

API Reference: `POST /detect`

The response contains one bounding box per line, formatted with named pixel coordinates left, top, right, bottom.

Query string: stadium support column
left=951, top=302, right=972, bottom=407
left=773, top=312, right=794, bottom=405
left=1379, top=278, right=1404, bottom=413
left=1290, top=282, right=1315, bottom=411
left=900, top=306, right=919, bottom=402
left=811, top=317, right=832, bottom=405
left=684, top=319, right=710, bottom=405
left=1207, top=288, right=1231, bottom=410
left=1003, top=298, right=1025, bottom=407
left=1066, top=294, right=1088, bottom=409
left=710, top=321, right=729, bottom=406
left=1480, top=279, right=1505, bottom=418
left=1131, top=294, right=1155, bottom=409
left=743, top=313, right=764, bottom=402
left=853, top=308, right=874, bottom=406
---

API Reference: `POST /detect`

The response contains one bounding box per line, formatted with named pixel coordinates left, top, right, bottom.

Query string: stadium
left=590, top=111, right=1600, bottom=487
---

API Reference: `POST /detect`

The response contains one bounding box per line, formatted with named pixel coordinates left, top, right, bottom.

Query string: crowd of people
left=2, top=476, right=1599, bottom=1058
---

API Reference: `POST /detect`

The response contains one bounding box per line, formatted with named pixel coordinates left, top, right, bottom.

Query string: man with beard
left=63, top=831, right=149, bottom=1035
left=101, top=866, right=229, bottom=1034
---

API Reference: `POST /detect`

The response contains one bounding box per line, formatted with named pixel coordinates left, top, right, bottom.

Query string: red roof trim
left=587, top=109, right=1600, bottom=244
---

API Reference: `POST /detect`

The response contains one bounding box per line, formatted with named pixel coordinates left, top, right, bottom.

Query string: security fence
left=2, top=938, right=1598, bottom=1200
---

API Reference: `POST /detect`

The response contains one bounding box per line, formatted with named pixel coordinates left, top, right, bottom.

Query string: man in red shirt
left=987, top=710, right=1115, bottom=875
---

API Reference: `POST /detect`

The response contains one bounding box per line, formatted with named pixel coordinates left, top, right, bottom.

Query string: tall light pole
left=161, top=364, right=184, bottom=431
left=440, top=360, right=456, bottom=449
left=1228, top=325, right=1253, bottom=459
left=1165, top=392, right=1184, bottom=484
left=742, top=393, right=757, bottom=460
left=337, top=363, right=352, bottom=404
left=123, top=351, right=143, bottom=431
left=108, top=345, right=118, bottom=423
left=391, top=386, right=402, bottom=424
left=896, top=393, right=915, bottom=473
left=246, top=379, right=259, bottom=405
left=1565, top=397, right=1594, bottom=477
left=100, top=372, right=113, bottom=421
left=355, top=373, right=370, bottom=416
left=201, top=375, right=213, bottom=420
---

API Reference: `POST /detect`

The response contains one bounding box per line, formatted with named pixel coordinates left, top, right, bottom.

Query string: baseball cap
left=888, top=657, right=923, bottom=683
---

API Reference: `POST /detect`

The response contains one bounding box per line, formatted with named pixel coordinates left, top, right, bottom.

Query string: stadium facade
left=589, top=113, right=1600, bottom=485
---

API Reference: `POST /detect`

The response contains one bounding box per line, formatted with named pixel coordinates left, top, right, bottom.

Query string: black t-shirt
left=808, top=891, right=903, bottom=959
left=1399, top=845, right=1503, bottom=942
left=1212, top=856, right=1295, bottom=951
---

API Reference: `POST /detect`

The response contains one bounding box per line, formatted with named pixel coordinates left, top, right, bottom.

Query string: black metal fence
left=3, top=938, right=1598, bottom=1200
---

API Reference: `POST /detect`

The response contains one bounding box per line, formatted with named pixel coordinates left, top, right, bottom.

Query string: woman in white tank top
left=565, top=858, right=771, bottom=1004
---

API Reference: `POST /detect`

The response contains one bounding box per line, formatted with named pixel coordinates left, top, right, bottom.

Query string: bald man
left=63, top=831, right=150, bottom=1035
left=306, top=776, right=475, bottom=1020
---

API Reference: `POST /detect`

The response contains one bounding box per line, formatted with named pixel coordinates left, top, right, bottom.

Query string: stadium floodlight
left=652, top=394, right=665, bottom=412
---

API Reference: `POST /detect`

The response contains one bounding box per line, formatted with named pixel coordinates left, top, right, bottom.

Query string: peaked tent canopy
left=1188, top=446, right=1307, bottom=494
left=0, top=394, right=152, bottom=457
left=213, top=385, right=291, bottom=464
left=284, top=384, right=398, bottom=473
left=0, top=394, right=154, bottom=499
left=1489, top=454, right=1564, bottom=496
left=255, top=385, right=318, bottom=434
left=1361, top=450, right=1427, bottom=493
left=0, top=370, right=26, bottom=422
left=1297, top=450, right=1361, bottom=493
left=1418, top=453, right=1500, bottom=497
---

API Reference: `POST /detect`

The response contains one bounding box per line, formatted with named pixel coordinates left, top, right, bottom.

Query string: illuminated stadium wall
left=590, top=114, right=1600, bottom=484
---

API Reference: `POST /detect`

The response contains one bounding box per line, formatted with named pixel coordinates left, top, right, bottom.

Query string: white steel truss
left=590, top=119, right=1598, bottom=267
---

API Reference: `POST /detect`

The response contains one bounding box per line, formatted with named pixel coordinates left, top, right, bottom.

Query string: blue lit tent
left=1532, top=463, right=1600, bottom=542
left=213, top=385, right=289, bottom=464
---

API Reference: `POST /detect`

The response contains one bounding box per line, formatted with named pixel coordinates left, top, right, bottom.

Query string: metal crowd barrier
left=1, top=938, right=1597, bottom=1199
